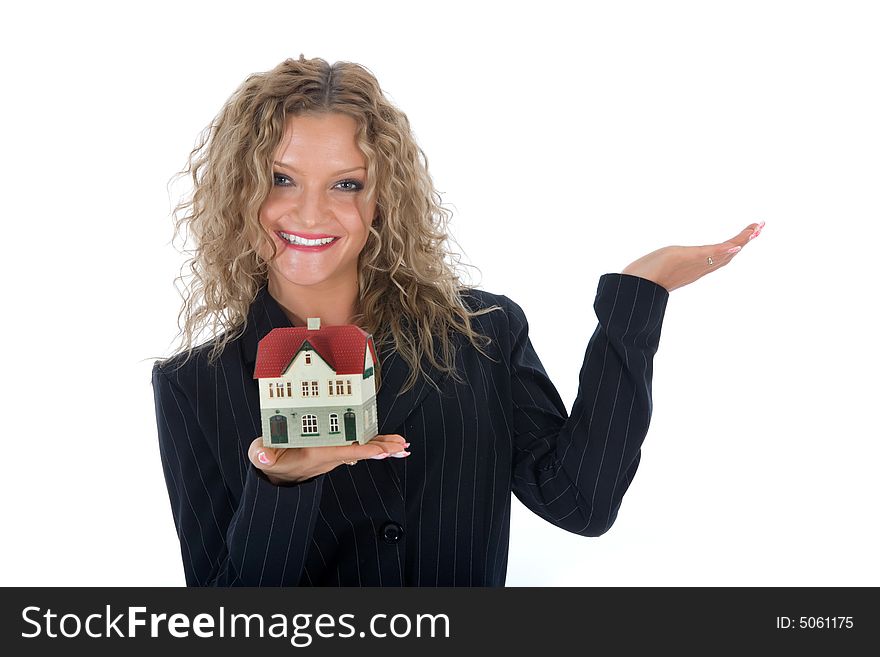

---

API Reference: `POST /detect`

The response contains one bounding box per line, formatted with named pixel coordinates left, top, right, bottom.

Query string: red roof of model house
left=253, top=320, right=378, bottom=379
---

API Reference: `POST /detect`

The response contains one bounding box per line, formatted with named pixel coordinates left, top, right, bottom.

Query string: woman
left=151, top=55, right=763, bottom=586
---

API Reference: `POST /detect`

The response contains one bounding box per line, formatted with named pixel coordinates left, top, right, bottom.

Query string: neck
left=267, top=275, right=359, bottom=327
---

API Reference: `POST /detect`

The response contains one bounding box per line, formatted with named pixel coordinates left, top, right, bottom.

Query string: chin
left=272, top=269, right=331, bottom=289
left=272, top=259, right=356, bottom=288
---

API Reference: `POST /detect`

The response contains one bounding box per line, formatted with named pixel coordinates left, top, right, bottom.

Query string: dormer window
left=304, top=352, right=311, bottom=365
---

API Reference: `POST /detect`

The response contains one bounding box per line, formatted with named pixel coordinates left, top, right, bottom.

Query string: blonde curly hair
left=160, top=55, right=501, bottom=393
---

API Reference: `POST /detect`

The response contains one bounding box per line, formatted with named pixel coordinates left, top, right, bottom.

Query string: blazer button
left=379, top=521, right=404, bottom=544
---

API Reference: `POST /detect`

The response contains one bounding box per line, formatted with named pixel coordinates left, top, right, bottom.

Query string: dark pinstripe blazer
left=151, top=272, right=669, bottom=586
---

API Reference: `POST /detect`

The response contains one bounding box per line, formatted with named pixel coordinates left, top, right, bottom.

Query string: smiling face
left=258, top=112, right=377, bottom=296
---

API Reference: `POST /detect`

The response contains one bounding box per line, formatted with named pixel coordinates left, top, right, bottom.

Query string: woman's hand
left=247, top=434, right=410, bottom=485
left=620, top=221, right=764, bottom=292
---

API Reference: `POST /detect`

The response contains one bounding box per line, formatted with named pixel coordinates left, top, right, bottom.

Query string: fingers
left=728, top=221, right=765, bottom=246
left=701, top=244, right=739, bottom=270
left=747, top=220, right=765, bottom=241
left=710, top=221, right=765, bottom=264
left=372, top=433, right=407, bottom=443
left=355, top=434, right=411, bottom=463
left=704, top=221, right=764, bottom=269
left=342, top=434, right=410, bottom=463
left=248, top=436, right=281, bottom=469
left=248, top=434, right=411, bottom=473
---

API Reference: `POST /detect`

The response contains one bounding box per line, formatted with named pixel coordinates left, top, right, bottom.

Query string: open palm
left=621, top=221, right=764, bottom=292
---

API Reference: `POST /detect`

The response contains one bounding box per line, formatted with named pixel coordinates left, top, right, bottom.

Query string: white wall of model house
left=258, top=320, right=378, bottom=448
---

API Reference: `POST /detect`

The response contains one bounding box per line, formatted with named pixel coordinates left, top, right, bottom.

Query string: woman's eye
left=272, top=174, right=361, bottom=191
left=336, top=179, right=363, bottom=192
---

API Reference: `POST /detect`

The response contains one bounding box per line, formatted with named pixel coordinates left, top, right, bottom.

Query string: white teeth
left=279, top=232, right=336, bottom=246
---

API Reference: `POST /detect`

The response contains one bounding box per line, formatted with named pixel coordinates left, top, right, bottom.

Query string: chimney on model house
left=307, top=318, right=321, bottom=330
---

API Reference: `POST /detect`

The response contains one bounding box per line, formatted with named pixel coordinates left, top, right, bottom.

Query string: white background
left=1, top=0, right=877, bottom=586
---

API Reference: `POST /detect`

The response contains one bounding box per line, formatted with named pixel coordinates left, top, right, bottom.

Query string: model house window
left=301, top=381, right=310, bottom=396
left=272, top=382, right=285, bottom=398
left=335, top=379, right=351, bottom=396
left=328, top=380, right=334, bottom=396
left=311, top=380, right=319, bottom=396
left=287, top=381, right=292, bottom=396
left=268, top=383, right=274, bottom=398
left=305, top=352, right=312, bottom=365
left=329, top=413, right=339, bottom=433
left=347, top=380, right=352, bottom=395
left=302, top=414, right=317, bottom=435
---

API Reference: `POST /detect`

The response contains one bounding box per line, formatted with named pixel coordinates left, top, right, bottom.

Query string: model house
left=253, top=317, right=380, bottom=448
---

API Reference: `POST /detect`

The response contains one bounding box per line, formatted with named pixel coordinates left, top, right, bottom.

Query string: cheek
left=258, top=196, right=283, bottom=225
left=357, top=200, right=378, bottom=231
left=255, top=230, right=277, bottom=262
left=336, top=202, right=370, bottom=234
left=254, top=210, right=280, bottom=260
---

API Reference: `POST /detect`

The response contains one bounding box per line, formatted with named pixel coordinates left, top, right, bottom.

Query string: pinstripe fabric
left=151, top=272, right=669, bottom=586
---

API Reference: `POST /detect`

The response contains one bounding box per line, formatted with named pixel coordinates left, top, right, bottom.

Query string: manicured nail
left=727, top=246, right=742, bottom=254
left=404, top=442, right=411, bottom=448
left=257, top=451, right=271, bottom=465
left=391, top=450, right=411, bottom=458
left=370, top=453, right=389, bottom=460
left=749, top=221, right=765, bottom=240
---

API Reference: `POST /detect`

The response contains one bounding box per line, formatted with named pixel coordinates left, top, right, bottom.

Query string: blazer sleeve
left=506, top=273, right=669, bottom=536
left=151, top=361, right=324, bottom=586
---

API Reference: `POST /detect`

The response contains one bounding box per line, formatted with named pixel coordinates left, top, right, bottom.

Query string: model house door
left=344, top=410, right=356, bottom=441
left=270, top=414, right=288, bottom=444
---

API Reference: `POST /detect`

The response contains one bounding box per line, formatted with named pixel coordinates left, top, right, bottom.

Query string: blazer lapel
left=241, top=284, right=440, bottom=438
left=373, top=347, right=437, bottom=435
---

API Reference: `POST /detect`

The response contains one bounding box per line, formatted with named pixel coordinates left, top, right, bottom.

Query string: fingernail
left=404, top=442, right=411, bottom=448
left=726, top=246, right=742, bottom=254
left=257, top=451, right=271, bottom=465
left=391, top=450, right=411, bottom=458
left=370, top=453, right=389, bottom=460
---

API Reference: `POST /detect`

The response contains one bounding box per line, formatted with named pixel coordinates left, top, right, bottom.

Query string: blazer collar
left=241, top=284, right=440, bottom=435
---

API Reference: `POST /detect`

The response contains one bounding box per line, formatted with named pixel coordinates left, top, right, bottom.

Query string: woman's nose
left=294, top=190, right=331, bottom=227
left=295, top=188, right=330, bottom=224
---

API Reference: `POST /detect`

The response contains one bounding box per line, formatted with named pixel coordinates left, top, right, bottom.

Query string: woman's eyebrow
left=273, top=161, right=367, bottom=175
